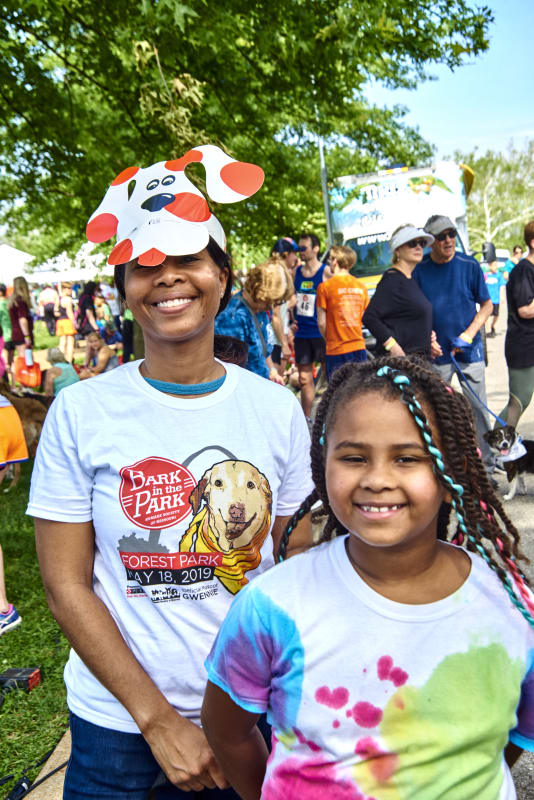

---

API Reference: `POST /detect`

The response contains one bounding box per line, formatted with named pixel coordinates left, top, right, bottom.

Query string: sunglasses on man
left=435, top=229, right=457, bottom=242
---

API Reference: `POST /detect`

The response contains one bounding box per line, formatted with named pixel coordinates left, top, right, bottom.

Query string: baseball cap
left=272, top=237, right=305, bottom=254
left=424, top=215, right=456, bottom=237
left=390, top=225, right=434, bottom=251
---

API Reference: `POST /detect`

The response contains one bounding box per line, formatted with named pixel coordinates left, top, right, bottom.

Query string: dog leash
left=450, top=352, right=508, bottom=427
left=449, top=352, right=526, bottom=463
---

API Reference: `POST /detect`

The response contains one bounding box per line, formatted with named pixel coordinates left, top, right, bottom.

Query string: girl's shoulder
left=245, top=538, right=340, bottom=601
left=468, top=550, right=534, bottom=636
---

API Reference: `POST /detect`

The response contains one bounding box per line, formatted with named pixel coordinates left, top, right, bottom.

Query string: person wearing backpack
left=75, top=282, right=100, bottom=372
left=75, top=281, right=100, bottom=337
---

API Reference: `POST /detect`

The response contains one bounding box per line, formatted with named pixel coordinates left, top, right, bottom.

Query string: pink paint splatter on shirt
left=262, top=756, right=372, bottom=800
left=355, top=737, right=398, bottom=783
left=346, top=709, right=352, bottom=718
left=389, top=667, right=408, bottom=687
left=377, top=655, right=393, bottom=680
left=294, top=727, right=321, bottom=752
left=333, top=720, right=340, bottom=729
left=376, top=656, right=409, bottom=687
left=351, top=701, right=383, bottom=728
left=315, top=685, right=350, bottom=709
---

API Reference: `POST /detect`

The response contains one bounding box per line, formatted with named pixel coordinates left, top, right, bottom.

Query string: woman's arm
left=85, top=307, right=99, bottom=331
left=266, top=356, right=284, bottom=385
left=362, top=276, right=406, bottom=355
left=271, top=306, right=287, bottom=351
left=362, top=282, right=395, bottom=345
left=202, top=682, right=268, bottom=800
left=18, top=305, right=31, bottom=341
left=44, top=367, right=60, bottom=395
left=65, top=297, right=76, bottom=325
left=35, top=518, right=227, bottom=791
left=92, top=345, right=112, bottom=375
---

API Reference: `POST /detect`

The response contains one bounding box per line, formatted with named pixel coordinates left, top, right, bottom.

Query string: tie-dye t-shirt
left=206, top=536, right=534, bottom=799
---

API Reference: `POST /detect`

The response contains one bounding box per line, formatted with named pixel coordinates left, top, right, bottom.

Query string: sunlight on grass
left=33, top=320, right=59, bottom=351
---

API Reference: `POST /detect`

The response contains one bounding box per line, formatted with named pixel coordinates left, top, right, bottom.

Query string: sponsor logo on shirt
left=119, top=457, right=196, bottom=529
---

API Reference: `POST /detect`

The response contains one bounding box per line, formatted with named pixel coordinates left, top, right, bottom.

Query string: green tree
left=456, top=142, right=534, bottom=253
left=0, top=0, right=493, bottom=263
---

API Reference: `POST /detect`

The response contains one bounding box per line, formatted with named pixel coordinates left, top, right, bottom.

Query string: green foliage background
left=455, top=142, right=534, bottom=254
left=0, top=0, right=494, bottom=264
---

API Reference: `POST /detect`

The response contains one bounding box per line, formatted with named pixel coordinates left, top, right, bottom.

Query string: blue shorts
left=326, top=349, right=367, bottom=381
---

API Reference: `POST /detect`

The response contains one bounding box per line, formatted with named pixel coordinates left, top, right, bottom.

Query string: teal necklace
left=144, top=374, right=226, bottom=395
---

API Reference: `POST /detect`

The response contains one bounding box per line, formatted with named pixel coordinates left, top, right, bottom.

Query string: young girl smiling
left=202, top=356, right=534, bottom=800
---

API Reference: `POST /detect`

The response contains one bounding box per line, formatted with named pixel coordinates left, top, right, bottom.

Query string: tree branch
left=0, top=12, right=149, bottom=142
left=491, top=208, right=534, bottom=238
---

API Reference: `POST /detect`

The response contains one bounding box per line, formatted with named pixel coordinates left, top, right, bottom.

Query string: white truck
left=329, top=161, right=474, bottom=291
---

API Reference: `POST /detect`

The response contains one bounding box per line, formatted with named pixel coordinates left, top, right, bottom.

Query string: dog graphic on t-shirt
left=179, top=459, right=272, bottom=594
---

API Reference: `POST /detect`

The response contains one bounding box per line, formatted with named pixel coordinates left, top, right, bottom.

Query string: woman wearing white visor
left=28, top=145, right=313, bottom=799
left=363, top=224, right=442, bottom=359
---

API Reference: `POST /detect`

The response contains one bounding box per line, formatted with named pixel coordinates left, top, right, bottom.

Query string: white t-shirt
left=27, top=360, right=313, bottom=732
left=100, top=284, right=120, bottom=316
left=207, top=535, right=534, bottom=800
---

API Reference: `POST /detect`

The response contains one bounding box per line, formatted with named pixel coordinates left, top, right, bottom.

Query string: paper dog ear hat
left=86, top=144, right=264, bottom=266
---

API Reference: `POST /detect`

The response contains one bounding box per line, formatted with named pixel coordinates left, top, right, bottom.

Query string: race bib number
left=296, top=292, right=316, bottom=317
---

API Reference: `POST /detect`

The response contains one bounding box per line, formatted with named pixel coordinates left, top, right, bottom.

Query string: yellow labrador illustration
left=180, top=460, right=272, bottom=594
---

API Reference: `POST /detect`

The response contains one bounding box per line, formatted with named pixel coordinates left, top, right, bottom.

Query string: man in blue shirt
left=414, top=215, right=494, bottom=468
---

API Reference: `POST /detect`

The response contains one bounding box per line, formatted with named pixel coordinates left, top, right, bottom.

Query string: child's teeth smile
left=358, top=504, right=404, bottom=513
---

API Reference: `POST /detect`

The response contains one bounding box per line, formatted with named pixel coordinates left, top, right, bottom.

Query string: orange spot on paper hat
left=86, top=144, right=264, bottom=266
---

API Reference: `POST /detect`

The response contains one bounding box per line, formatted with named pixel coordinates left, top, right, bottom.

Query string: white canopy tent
left=0, top=243, right=34, bottom=285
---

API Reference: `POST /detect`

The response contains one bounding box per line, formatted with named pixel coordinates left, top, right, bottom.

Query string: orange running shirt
left=0, top=397, right=29, bottom=467
left=316, top=274, right=369, bottom=355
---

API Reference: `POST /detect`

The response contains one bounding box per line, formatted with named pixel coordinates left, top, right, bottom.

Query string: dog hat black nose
left=141, top=193, right=176, bottom=213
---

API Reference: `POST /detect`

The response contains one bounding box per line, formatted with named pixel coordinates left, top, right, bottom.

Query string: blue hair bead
left=393, top=375, right=410, bottom=386
left=319, top=423, right=325, bottom=446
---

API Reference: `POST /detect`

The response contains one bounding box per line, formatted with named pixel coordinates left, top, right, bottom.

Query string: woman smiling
left=28, top=146, right=313, bottom=799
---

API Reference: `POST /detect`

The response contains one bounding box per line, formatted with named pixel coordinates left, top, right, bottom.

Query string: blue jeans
left=326, top=349, right=367, bottom=381
left=64, top=713, right=245, bottom=800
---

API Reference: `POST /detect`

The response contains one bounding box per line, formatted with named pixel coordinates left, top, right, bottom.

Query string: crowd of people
left=0, top=276, right=132, bottom=396
left=2, top=144, right=534, bottom=800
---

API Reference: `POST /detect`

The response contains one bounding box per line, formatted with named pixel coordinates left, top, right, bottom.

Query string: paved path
left=483, top=306, right=534, bottom=797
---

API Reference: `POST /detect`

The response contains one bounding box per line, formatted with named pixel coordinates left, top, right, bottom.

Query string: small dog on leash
left=484, top=425, right=534, bottom=500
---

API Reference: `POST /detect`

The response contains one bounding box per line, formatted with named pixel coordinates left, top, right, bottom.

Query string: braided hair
left=278, top=356, right=534, bottom=628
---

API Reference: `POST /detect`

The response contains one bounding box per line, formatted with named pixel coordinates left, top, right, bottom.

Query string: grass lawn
left=33, top=320, right=59, bottom=351
left=0, top=460, right=70, bottom=794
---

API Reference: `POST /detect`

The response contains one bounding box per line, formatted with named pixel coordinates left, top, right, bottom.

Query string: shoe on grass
left=0, top=604, right=21, bottom=635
